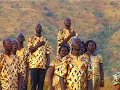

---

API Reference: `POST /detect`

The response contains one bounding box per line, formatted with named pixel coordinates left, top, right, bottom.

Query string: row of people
left=0, top=33, right=29, bottom=90
left=0, top=36, right=103, bottom=90
left=0, top=17, right=119, bottom=90
left=1, top=18, right=101, bottom=90
left=48, top=37, right=104, bottom=90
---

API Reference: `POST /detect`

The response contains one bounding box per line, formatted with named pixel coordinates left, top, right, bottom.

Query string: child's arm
left=60, top=77, right=66, bottom=90
left=48, top=66, right=54, bottom=90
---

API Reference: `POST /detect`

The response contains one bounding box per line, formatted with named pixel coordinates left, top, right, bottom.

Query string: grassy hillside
left=0, top=0, right=120, bottom=89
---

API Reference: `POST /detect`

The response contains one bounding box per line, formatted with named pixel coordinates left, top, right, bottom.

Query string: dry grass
left=27, top=75, right=113, bottom=90
left=0, top=1, right=120, bottom=89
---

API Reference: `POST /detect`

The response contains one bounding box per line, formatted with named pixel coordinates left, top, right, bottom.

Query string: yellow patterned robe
left=27, top=35, right=51, bottom=69
left=57, top=29, right=77, bottom=54
left=0, top=53, right=20, bottom=90
left=55, top=54, right=92, bottom=90
left=49, top=56, right=63, bottom=90
left=90, top=54, right=103, bottom=90
left=16, top=48, right=29, bottom=81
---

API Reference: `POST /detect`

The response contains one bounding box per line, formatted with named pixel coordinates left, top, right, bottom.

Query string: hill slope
left=0, top=0, right=120, bottom=89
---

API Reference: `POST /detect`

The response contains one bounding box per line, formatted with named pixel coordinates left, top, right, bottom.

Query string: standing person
left=113, top=72, right=120, bottom=90
left=48, top=45, right=70, bottom=90
left=57, top=17, right=77, bottom=54
left=11, top=39, right=25, bottom=90
left=85, top=40, right=104, bottom=90
left=27, top=23, right=51, bottom=90
left=16, top=32, right=29, bottom=90
left=0, top=38, right=19, bottom=90
left=55, top=38, right=92, bottom=90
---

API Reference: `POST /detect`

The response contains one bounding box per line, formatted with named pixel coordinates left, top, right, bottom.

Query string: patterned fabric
left=49, top=55, right=62, bottom=90
left=113, top=72, right=120, bottom=85
left=57, top=29, right=77, bottom=54
left=90, top=54, right=103, bottom=90
left=16, top=48, right=28, bottom=80
left=55, top=54, right=92, bottom=90
left=27, top=35, right=51, bottom=69
left=0, top=53, right=19, bottom=90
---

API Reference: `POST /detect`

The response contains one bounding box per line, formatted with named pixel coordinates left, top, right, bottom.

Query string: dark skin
left=17, top=32, right=25, bottom=50
left=0, top=38, right=13, bottom=90
left=114, top=85, right=120, bottom=90
left=48, top=47, right=69, bottom=90
left=60, top=38, right=92, bottom=90
left=86, top=42, right=97, bottom=56
left=60, top=38, right=81, bottom=90
left=11, top=40, right=25, bottom=89
left=79, top=43, right=86, bottom=55
left=11, top=40, right=18, bottom=55
left=29, top=23, right=45, bottom=53
left=59, top=18, right=76, bottom=46
left=3, top=38, right=13, bottom=56
left=17, top=32, right=29, bottom=89
left=86, top=41, right=104, bottom=87
left=29, top=23, right=50, bottom=69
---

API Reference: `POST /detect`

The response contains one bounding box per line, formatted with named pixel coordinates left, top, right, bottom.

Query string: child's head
left=17, top=32, right=25, bottom=43
left=3, top=38, right=13, bottom=51
left=79, top=41, right=87, bottom=55
left=58, top=45, right=70, bottom=58
left=85, top=40, right=97, bottom=52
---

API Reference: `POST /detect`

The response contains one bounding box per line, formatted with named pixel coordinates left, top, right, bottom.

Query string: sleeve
left=54, top=57, right=68, bottom=78
left=86, top=60, right=92, bottom=80
left=57, top=30, right=64, bottom=46
left=0, top=54, right=4, bottom=69
left=45, top=39, right=52, bottom=54
left=98, top=54, right=103, bottom=63
left=27, top=36, right=33, bottom=49
left=18, top=57, right=24, bottom=74
left=23, top=49, right=29, bottom=63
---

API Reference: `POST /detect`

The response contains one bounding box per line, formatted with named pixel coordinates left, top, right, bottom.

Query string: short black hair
left=58, top=45, right=70, bottom=54
left=3, top=38, right=11, bottom=45
left=85, top=40, right=97, bottom=49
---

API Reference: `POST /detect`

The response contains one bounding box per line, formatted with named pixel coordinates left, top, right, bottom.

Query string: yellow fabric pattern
left=90, top=54, right=103, bottom=90
left=0, top=53, right=19, bottom=90
left=57, top=29, right=77, bottom=54
left=113, top=72, right=120, bottom=85
left=27, top=35, right=51, bottom=69
left=91, top=54, right=102, bottom=76
left=49, top=55, right=63, bottom=90
left=16, top=48, right=28, bottom=80
left=55, top=54, right=92, bottom=90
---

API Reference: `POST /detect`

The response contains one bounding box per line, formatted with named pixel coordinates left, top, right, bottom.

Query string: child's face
left=59, top=47, right=68, bottom=58
left=12, top=41, right=18, bottom=51
left=80, top=44, right=85, bottom=55
left=87, top=42, right=96, bottom=52
left=17, top=34, right=25, bottom=43
left=4, top=39, right=13, bottom=51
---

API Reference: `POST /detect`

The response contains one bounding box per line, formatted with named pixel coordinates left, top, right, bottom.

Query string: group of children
left=0, top=33, right=28, bottom=90
left=0, top=17, right=119, bottom=90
